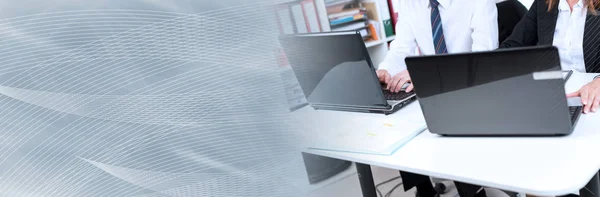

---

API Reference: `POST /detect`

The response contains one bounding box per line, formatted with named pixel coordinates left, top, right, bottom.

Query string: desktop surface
left=299, top=72, right=600, bottom=196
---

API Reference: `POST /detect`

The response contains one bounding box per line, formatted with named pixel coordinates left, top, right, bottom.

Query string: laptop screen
left=278, top=32, right=387, bottom=108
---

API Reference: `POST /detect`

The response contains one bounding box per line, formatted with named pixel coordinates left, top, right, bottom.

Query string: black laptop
left=278, top=31, right=416, bottom=115
left=406, top=46, right=582, bottom=136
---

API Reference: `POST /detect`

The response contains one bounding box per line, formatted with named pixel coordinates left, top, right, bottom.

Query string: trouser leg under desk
left=502, top=190, right=518, bottom=197
left=455, top=181, right=486, bottom=197
left=399, top=171, right=437, bottom=197
left=355, top=163, right=377, bottom=197
left=558, top=172, right=599, bottom=197
left=579, top=172, right=600, bottom=197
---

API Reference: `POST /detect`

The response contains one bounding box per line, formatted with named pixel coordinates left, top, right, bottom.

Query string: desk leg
left=580, top=172, right=600, bottom=197
left=355, top=163, right=377, bottom=197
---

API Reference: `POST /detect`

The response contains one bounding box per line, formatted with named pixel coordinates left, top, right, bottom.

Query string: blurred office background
left=0, top=0, right=314, bottom=196
left=0, top=0, right=537, bottom=196
left=274, top=0, right=534, bottom=196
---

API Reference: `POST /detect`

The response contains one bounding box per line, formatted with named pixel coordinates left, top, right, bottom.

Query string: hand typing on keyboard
left=377, top=70, right=414, bottom=93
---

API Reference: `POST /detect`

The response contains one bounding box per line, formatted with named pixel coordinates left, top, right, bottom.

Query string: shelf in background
left=365, top=40, right=386, bottom=48
left=329, top=17, right=367, bottom=27
left=365, top=35, right=395, bottom=48
left=325, top=0, right=356, bottom=7
left=365, top=39, right=383, bottom=48
left=385, top=35, right=395, bottom=42
left=276, top=0, right=302, bottom=4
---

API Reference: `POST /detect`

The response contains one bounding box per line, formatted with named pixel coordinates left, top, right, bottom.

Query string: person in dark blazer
left=501, top=1, right=600, bottom=195
left=497, top=0, right=528, bottom=43
left=500, top=0, right=600, bottom=114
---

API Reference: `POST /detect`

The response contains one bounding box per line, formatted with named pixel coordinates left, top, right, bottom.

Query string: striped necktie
left=430, top=0, right=447, bottom=54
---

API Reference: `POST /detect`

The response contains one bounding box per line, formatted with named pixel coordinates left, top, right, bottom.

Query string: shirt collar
left=577, top=0, right=584, bottom=7
left=427, top=0, right=451, bottom=8
left=558, top=0, right=584, bottom=11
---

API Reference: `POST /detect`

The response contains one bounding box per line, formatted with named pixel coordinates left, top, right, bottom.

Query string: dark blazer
left=499, top=0, right=600, bottom=73
left=497, top=0, right=528, bottom=44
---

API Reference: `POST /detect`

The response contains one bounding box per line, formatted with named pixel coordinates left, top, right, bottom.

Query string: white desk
left=298, top=72, right=600, bottom=196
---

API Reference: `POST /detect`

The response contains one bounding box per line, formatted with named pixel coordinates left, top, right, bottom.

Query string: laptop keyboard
left=569, top=106, right=583, bottom=126
left=569, top=106, right=578, bottom=117
left=382, top=89, right=414, bottom=101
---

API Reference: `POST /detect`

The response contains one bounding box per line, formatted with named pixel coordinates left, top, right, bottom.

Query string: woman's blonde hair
left=546, top=0, right=600, bottom=14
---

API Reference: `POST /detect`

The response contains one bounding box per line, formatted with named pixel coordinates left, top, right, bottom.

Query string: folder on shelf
left=361, top=2, right=381, bottom=41
left=275, top=5, right=296, bottom=34
left=378, top=0, right=394, bottom=37
left=301, top=0, right=322, bottom=32
left=328, top=8, right=361, bottom=19
left=291, top=4, right=309, bottom=33
left=278, top=0, right=322, bottom=34
left=329, top=13, right=366, bottom=26
left=331, top=21, right=369, bottom=38
left=387, top=0, right=400, bottom=34
left=331, top=21, right=367, bottom=32
left=325, top=0, right=357, bottom=7
left=367, top=21, right=379, bottom=41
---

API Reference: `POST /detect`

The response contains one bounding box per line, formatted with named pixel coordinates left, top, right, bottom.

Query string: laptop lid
left=278, top=32, right=388, bottom=109
left=406, top=46, right=573, bottom=135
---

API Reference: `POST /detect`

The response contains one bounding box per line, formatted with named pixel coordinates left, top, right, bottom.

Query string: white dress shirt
left=378, top=0, right=499, bottom=75
left=553, top=0, right=587, bottom=73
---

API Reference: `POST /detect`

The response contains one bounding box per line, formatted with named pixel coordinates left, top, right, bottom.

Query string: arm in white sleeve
left=378, top=4, right=416, bottom=76
left=470, top=0, right=499, bottom=51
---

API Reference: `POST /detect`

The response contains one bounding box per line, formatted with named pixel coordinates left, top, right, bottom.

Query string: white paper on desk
left=307, top=119, right=426, bottom=155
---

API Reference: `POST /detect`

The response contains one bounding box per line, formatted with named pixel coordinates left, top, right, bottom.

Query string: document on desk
left=306, top=119, right=427, bottom=155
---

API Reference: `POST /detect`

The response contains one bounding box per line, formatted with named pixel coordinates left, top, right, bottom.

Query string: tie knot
left=430, top=0, right=440, bottom=7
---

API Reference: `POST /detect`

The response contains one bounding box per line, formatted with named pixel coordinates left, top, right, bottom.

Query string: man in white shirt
left=381, top=0, right=498, bottom=197
left=377, top=0, right=499, bottom=93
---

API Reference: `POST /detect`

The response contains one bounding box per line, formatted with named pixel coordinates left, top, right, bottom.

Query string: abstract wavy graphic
left=0, top=0, right=306, bottom=196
